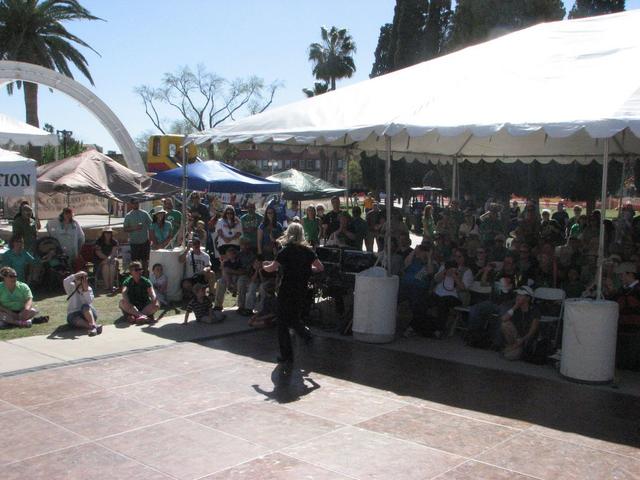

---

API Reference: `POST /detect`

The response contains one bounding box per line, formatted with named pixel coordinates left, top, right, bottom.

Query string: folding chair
left=450, top=281, right=493, bottom=336
left=533, top=287, right=566, bottom=347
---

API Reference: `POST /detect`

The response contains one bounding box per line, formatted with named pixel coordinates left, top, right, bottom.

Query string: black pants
left=277, top=288, right=310, bottom=361
left=425, top=295, right=461, bottom=335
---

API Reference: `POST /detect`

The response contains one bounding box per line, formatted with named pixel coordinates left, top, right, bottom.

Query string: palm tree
left=308, top=26, right=356, bottom=91
left=302, top=81, right=329, bottom=98
left=0, top=0, right=101, bottom=129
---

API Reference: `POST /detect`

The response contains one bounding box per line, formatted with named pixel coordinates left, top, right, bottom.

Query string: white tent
left=0, top=147, right=37, bottom=197
left=189, top=10, right=640, bottom=295
left=0, top=112, right=59, bottom=146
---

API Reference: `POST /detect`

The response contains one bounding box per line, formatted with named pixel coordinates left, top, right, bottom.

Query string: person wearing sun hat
left=500, top=285, right=540, bottom=360
left=150, top=208, right=173, bottom=250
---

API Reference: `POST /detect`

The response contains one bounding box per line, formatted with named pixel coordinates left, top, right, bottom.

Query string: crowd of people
left=1, top=191, right=638, bottom=370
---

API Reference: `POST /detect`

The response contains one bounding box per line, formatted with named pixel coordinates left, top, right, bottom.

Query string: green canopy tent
left=266, top=168, right=345, bottom=200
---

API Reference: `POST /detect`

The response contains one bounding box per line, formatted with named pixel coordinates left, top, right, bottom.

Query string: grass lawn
left=0, top=286, right=237, bottom=341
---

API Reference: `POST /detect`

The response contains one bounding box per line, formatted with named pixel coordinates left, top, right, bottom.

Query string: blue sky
left=2, top=0, right=639, bottom=152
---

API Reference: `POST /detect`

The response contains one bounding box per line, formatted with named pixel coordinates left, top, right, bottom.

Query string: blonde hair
left=277, top=222, right=309, bottom=248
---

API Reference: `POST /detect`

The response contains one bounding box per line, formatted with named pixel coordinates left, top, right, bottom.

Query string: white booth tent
left=0, top=113, right=59, bottom=147
left=0, top=148, right=37, bottom=196
left=189, top=10, right=640, bottom=295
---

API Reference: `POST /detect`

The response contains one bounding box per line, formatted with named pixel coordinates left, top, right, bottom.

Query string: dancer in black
left=263, top=223, right=324, bottom=369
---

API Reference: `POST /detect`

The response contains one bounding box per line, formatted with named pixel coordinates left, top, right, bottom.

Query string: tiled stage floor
left=1, top=329, right=639, bottom=479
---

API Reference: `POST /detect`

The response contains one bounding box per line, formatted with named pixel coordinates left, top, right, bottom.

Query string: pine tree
left=568, top=0, right=625, bottom=19
left=370, top=0, right=452, bottom=78
left=448, top=0, right=565, bottom=51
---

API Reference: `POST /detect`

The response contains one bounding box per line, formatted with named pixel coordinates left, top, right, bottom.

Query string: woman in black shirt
left=263, top=223, right=324, bottom=368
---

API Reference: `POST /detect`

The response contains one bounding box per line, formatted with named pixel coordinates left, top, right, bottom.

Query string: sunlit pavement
left=0, top=328, right=639, bottom=479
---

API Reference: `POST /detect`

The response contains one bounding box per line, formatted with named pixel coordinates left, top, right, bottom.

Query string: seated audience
left=183, top=283, right=222, bottom=324
left=427, top=248, right=473, bottom=338
left=399, top=244, right=435, bottom=336
left=499, top=286, right=540, bottom=361
left=1, top=235, right=36, bottom=282
left=64, top=271, right=102, bottom=336
left=94, top=227, right=119, bottom=293
left=248, top=281, right=278, bottom=328
left=611, top=262, right=640, bottom=328
left=0, top=266, right=39, bottom=328
left=119, top=261, right=159, bottom=324
left=149, top=263, right=169, bottom=307
left=466, top=273, right=516, bottom=348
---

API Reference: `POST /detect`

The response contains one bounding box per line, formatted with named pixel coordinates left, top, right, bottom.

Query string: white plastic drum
left=560, top=299, right=619, bottom=384
left=352, top=267, right=399, bottom=343
left=149, top=248, right=184, bottom=302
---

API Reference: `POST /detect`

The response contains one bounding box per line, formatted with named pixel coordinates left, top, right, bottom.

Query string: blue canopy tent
left=153, top=160, right=281, bottom=193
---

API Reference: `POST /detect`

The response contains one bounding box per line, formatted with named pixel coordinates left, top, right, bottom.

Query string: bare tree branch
left=134, top=65, right=281, bottom=133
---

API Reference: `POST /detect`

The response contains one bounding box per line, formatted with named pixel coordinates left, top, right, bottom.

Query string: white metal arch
left=0, top=61, right=143, bottom=173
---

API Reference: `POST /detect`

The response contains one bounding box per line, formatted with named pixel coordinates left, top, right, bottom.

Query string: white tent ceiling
left=0, top=112, right=59, bottom=147
left=189, top=10, right=640, bottom=164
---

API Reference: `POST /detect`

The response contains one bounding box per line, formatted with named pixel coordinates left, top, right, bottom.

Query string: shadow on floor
left=194, top=328, right=640, bottom=449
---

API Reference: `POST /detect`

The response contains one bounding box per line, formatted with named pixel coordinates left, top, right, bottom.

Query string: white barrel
left=352, top=267, right=399, bottom=343
left=560, top=299, right=619, bottom=384
left=149, top=248, right=184, bottom=302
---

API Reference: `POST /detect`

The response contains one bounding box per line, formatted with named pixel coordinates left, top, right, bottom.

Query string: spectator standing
left=422, top=204, right=437, bottom=241
left=188, top=192, right=210, bottom=224
left=94, top=228, right=119, bottom=293
left=349, top=206, right=368, bottom=250
left=63, top=271, right=102, bottom=336
left=162, top=198, right=182, bottom=247
left=46, top=207, right=85, bottom=266
left=552, top=202, right=570, bottom=230
left=322, top=196, right=342, bottom=241
left=302, top=205, right=321, bottom=246
left=149, top=263, right=169, bottom=307
left=257, top=206, right=283, bottom=260
left=150, top=209, right=173, bottom=250
left=12, top=203, right=38, bottom=254
left=240, top=202, right=262, bottom=250
left=365, top=203, right=383, bottom=252
left=123, top=198, right=152, bottom=273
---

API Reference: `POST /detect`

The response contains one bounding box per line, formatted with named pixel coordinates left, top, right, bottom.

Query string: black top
left=322, top=210, right=341, bottom=238
left=95, top=237, right=118, bottom=258
left=276, top=244, right=317, bottom=293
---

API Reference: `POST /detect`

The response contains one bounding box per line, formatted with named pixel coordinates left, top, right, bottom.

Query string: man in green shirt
left=123, top=198, right=153, bottom=273
left=0, top=266, right=38, bottom=327
left=240, top=202, right=263, bottom=250
left=119, top=261, right=159, bottom=324
left=1, top=236, right=36, bottom=282
left=162, top=197, right=182, bottom=247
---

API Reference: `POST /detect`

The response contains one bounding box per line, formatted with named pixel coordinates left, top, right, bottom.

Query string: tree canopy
left=0, top=0, right=101, bottom=131
left=568, top=0, right=625, bottom=19
left=308, top=26, right=357, bottom=91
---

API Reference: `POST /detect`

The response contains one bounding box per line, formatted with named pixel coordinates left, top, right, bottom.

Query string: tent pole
left=345, top=150, right=350, bottom=209
left=181, top=144, right=188, bottom=247
left=452, top=157, right=458, bottom=202
left=596, top=138, right=609, bottom=300
left=385, top=136, right=392, bottom=277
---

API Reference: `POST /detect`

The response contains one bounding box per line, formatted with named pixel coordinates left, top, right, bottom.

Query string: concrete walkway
left=0, top=310, right=254, bottom=376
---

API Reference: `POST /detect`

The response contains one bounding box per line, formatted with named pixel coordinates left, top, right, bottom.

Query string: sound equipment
left=316, top=246, right=342, bottom=265
left=341, top=250, right=377, bottom=274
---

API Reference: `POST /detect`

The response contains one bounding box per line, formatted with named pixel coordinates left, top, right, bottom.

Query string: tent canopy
left=153, top=160, right=281, bottom=193
left=266, top=168, right=345, bottom=200
left=0, top=113, right=59, bottom=146
left=189, top=10, right=640, bottom=164
left=38, top=149, right=178, bottom=201
left=0, top=147, right=37, bottom=196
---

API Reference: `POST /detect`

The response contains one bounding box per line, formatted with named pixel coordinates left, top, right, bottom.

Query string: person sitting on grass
left=119, top=261, right=159, bottom=324
left=248, top=280, right=277, bottom=328
left=183, top=283, right=223, bottom=324
left=63, top=271, right=102, bottom=336
left=0, top=266, right=44, bottom=328
left=149, top=263, right=169, bottom=307
left=1, top=235, right=36, bottom=282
